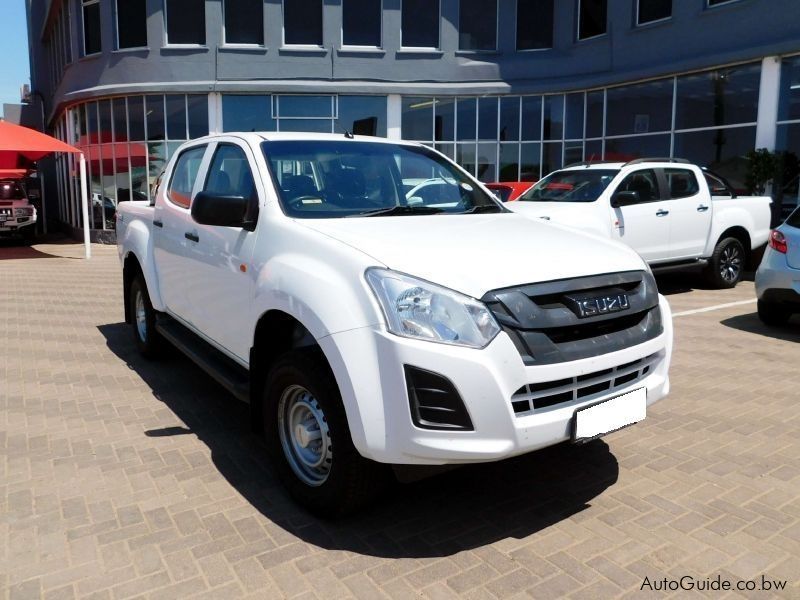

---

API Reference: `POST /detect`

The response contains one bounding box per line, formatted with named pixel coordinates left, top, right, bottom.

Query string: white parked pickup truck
left=509, top=159, right=772, bottom=288
left=117, top=133, right=673, bottom=516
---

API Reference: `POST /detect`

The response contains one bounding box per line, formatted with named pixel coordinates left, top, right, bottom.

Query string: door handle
left=153, top=219, right=163, bottom=228
left=184, top=232, right=199, bottom=243
left=656, top=209, right=670, bottom=217
left=697, top=205, right=710, bottom=212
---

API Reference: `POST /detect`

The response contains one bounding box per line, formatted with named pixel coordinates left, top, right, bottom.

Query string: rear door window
left=167, top=146, right=206, bottom=208
left=664, top=168, right=700, bottom=199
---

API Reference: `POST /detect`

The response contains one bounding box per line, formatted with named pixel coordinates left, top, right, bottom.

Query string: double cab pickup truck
left=510, top=159, right=772, bottom=288
left=117, top=133, right=673, bottom=516
left=0, top=179, right=37, bottom=240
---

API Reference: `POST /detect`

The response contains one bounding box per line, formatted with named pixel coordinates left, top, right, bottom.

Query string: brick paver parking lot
left=2, top=238, right=799, bottom=599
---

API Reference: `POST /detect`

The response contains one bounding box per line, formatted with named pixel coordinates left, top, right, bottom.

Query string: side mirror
left=611, top=190, right=639, bottom=208
left=191, top=191, right=255, bottom=229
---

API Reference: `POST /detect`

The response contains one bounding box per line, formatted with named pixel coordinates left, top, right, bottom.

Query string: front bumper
left=322, top=294, right=673, bottom=465
left=755, top=247, right=800, bottom=307
left=0, top=214, right=37, bottom=233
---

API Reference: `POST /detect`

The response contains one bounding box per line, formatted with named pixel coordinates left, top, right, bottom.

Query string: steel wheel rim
left=720, top=244, right=742, bottom=283
left=278, top=385, right=332, bottom=487
left=135, top=290, right=147, bottom=341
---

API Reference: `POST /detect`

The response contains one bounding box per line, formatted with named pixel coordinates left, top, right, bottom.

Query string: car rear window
left=0, top=181, right=26, bottom=200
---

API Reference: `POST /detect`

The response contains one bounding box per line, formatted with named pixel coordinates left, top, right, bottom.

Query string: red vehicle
left=485, top=181, right=535, bottom=202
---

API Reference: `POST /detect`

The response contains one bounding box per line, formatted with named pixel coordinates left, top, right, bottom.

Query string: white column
left=79, top=153, right=91, bottom=259
left=387, top=94, right=402, bottom=140
left=208, top=92, right=223, bottom=134
left=755, top=56, right=782, bottom=151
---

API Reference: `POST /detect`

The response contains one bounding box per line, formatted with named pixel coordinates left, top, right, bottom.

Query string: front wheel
left=263, top=351, right=389, bottom=517
left=757, top=299, right=792, bottom=327
left=128, top=274, right=163, bottom=358
left=705, top=237, right=745, bottom=289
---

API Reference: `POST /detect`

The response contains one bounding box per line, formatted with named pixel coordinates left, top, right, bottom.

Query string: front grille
left=0, top=208, right=12, bottom=217
left=482, top=271, right=662, bottom=365
left=511, top=353, right=659, bottom=416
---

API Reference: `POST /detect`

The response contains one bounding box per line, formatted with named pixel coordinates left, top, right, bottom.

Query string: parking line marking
left=672, top=299, right=757, bottom=317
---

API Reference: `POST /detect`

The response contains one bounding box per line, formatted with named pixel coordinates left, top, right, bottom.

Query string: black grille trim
left=405, top=365, right=474, bottom=431
left=482, top=271, right=662, bottom=365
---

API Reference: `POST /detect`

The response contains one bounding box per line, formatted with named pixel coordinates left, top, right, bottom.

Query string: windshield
left=518, top=169, right=619, bottom=203
left=262, top=140, right=505, bottom=218
left=0, top=181, right=26, bottom=201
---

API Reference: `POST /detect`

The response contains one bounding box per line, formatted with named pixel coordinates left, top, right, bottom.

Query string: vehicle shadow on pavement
left=0, top=236, right=83, bottom=260
left=720, top=312, right=800, bottom=342
left=99, top=322, right=619, bottom=559
left=654, top=271, right=756, bottom=296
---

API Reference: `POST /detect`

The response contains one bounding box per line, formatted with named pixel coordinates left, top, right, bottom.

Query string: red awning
left=0, top=119, right=80, bottom=170
left=0, top=169, right=29, bottom=180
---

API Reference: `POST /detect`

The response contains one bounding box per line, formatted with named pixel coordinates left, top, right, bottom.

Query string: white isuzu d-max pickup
left=509, top=160, right=772, bottom=288
left=117, top=133, right=673, bottom=516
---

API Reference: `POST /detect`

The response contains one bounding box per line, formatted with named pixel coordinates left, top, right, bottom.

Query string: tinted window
left=166, top=0, right=206, bottom=45
left=225, top=0, right=264, bottom=44
left=167, top=146, right=206, bottom=208
left=343, top=0, right=381, bottom=46
left=664, top=169, right=700, bottom=199
left=82, top=0, right=101, bottom=55
left=519, top=169, right=619, bottom=203
left=459, top=0, right=496, bottom=51
left=338, top=96, right=387, bottom=137
left=116, top=0, right=147, bottom=49
left=262, top=140, right=501, bottom=218
left=675, top=63, right=760, bottom=130
left=705, top=173, right=733, bottom=197
left=786, top=207, right=800, bottom=229
left=638, top=0, right=671, bottom=24
left=618, top=169, right=660, bottom=203
left=578, top=0, right=607, bottom=40
left=284, top=0, right=323, bottom=45
left=222, top=95, right=275, bottom=132
left=517, top=0, right=553, bottom=50
left=204, top=145, right=257, bottom=201
left=187, top=95, right=210, bottom=138
left=402, top=0, right=439, bottom=48
left=0, top=181, right=26, bottom=200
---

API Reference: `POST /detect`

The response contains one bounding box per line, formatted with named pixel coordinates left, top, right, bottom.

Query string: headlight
left=14, top=207, right=34, bottom=217
left=365, top=268, right=501, bottom=349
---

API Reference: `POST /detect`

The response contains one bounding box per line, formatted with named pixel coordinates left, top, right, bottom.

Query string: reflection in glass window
left=586, top=91, right=604, bottom=138
left=456, top=144, right=477, bottom=177
left=457, top=98, right=477, bottom=141
left=578, top=0, right=607, bottom=40
left=82, top=0, right=101, bottom=55
left=565, top=143, right=583, bottom=166
left=499, top=97, right=520, bottom=142
left=606, top=79, right=673, bottom=136
left=499, top=143, right=520, bottom=181
left=520, top=144, right=541, bottom=181
left=673, top=126, right=756, bottom=190
left=565, top=93, right=584, bottom=140
left=337, top=96, right=387, bottom=137
left=585, top=140, right=602, bottom=162
left=87, top=102, right=99, bottom=144
left=521, top=96, right=542, bottom=141
left=278, top=95, right=334, bottom=118
left=675, top=63, right=760, bottom=130
left=477, top=142, right=497, bottom=182
left=402, top=97, right=433, bottom=140
left=478, top=98, right=498, bottom=141
left=284, top=0, right=323, bottom=45
left=459, top=0, right=497, bottom=51
left=543, top=95, right=563, bottom=141
left=116, top=0, right=147, bottom=49
left=128, top=97, right=146, bottom=141
left=542, top=142, right=562, bottom=176
left=166, top=95, right=187, bottom=140
left=187, top=96, right=210, bottom=138
left=222, top=95, right=275, bottom=132
left=637, top=0, right=671, bottom=24
left=605, top=134, right=670, bottom=162
left=280, top=119, right=332, bottom=133
left=149, top=142, right=168, bottom=200
left=778, top=56, right=800, bottom=122
left=146, top=96, right=165, bottom=141
left=224, top=0, right=264, bottom=45
left=113, top=98, right=127, bottom=142
left=343, top=0, right=381, bottom=47
left=401, top=0, right=439, bottom=48
left=99, top=101, right=112, bottom=145
left=775, top=124, right=800, bottom=206
left=166, top=0, right=206, bottom=45
left=435, top=98, right=455, bottom=141
left=516, top=0, right=553, bottom=50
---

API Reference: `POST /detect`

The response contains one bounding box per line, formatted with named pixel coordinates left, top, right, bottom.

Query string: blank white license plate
left=573, top=388, right=646, bottom=442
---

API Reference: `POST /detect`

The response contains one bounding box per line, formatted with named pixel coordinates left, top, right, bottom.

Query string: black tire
left=263, top=350, right=389, bottom=518
left=705, top=237, right=745, bottom=289
left=757, top=299, right=792, bottom=327
left=21, top=227, right=36, bottom=243
left=128, top=274, right=163, bottom=358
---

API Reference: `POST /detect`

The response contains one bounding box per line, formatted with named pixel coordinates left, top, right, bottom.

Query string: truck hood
left=508, top=201, right=603, bottom=230
left=297, top=213, right=646, bottom=298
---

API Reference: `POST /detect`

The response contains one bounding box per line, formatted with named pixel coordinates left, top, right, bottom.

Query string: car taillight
left=769, top=230, right=788, bottom=254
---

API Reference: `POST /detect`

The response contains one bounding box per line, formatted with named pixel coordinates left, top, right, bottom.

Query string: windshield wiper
left=350, top=205, right=445, bottom=217
left=460, top=204, right=505, bottom=214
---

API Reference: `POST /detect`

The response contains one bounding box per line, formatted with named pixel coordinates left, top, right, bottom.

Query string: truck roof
left=561, top=157, right=695, bottom=171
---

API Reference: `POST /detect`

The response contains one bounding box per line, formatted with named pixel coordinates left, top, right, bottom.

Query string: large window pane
left=128, top=96, right=146, bottom=141
left=478, top=98, right=498, bottom=141
left=166, top=95, right=187, bottom=140
left=499, top=97, right=520, bottom=142
left=116, top=0, right=147, bottom=49
left=673, top=126, right=756, bottom=190
left=187, top=95, right=209, bottom=138
left=457, top=98, right=477, bottom=140
left=166, top=0, right=206, bottom=45
left=146, top=96, right=165, bottom=141
left=343, top=0, right=381, bottom=47
left=280, top=119, right=332, bottom=133
left=565, top=93, right=584, bottom=139
left=459, top=0, right=496, bottom=51
left=99, top=100, right=112, bottom=144
left=585, top=139, right=602, bottom=162
left=499, top=143, right=520, bottom=181
left=606, top=79, right=673, bottom=136
left=521, top=96, right=542, bottom=141
left=778, top=56, right=800, bottom=123
left=604, top=134, right=670, bottom=162
left=337, top=96, right=387, bottom=137
left=638, top=0, right=671, bottom=24
left=516, top=0, right=553, bottom=50
left=775, top=124, right=800, bottom=207
left=278, top=95, right=334, bottom=118
left=284, top=0, right=322, bottom=45
left=565, top=142, right=583, bottom=166
left=402, top=0, right=439, bottom=48
left=543, top=95, right=563, bottom=140
left=578, top=0, right=607, bottom=40
left=586, top=91, right=604, bottom=138
left=82, top=0, right=101, bottom=55
left=676, top=63, right=760, bottom=130
left=222, top=95, right=275, bottom=132
left=402, top=97, right=433, bottom=140
left=224, top=0, right=264, bottom=45
left=477, top=143, right=497, bottom=182
left=112, top=98, right=128, bottom=142
left=542, top=142, right=562, bottom=176
left=435, top=98, right=455, bottom=141
left=520, top=143, right=540, bottom=180
left=87, top=102, right=99, bottom=144
left=456, top=144, right=477, bottom=176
